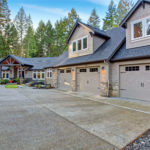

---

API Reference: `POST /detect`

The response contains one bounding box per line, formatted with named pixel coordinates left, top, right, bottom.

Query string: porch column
left=72, top=67, right=77, bottom=91
left=0, top=65, right=2, bottom=79
left=20, top=65, right=23, bottom=84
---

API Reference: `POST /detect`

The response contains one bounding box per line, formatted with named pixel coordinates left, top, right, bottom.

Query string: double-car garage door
left=58, top=67, right=100, bottom=94
left=120, top=64, right=150, bottom=101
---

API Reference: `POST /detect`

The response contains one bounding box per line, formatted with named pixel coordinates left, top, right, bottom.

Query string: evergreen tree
left=0, top=0, right=10, bottom=28
left=87, top=9, right=100, bottom=28
left=4, top=23, right=19, bottom=55
left=26, top=14, right=33, bottom=29
left=24, top=26, right=37, bottom=57
left=67, top=8, right=80, bottom=32
left=116, top=0, right=134, bottom=25
left=54, top=17, right=69, bottom=56
left=0, top=33, right=6, bottom=57
left=35, top=21, right=46, bottom=57
left=45, top=20, right=55, bottom=56
left=103, top=0, right=117, bottom=30
left=14, top=7, right=27, bottom=56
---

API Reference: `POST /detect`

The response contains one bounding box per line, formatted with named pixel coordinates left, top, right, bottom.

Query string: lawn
left=5, top=85, right=18, bottom=88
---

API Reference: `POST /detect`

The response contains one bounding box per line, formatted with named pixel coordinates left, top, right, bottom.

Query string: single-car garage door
left=120, top=64, right=150, bottom=101
left=58, top=69, right=72, bottom=90
left=77, top=67, right=100, bottom=94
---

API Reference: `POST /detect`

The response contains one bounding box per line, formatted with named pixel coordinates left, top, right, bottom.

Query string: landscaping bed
left=123, top=129, right=150, bottom=150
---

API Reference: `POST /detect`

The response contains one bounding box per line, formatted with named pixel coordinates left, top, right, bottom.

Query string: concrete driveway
left=0, top=86, right=150, bottom=150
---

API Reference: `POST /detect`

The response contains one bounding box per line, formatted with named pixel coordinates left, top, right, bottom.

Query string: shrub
left=0, top=79, right=9, bottom=84
left=14, top=78, right=20, bottom=84
left=38, top=84, right=41, bottom=89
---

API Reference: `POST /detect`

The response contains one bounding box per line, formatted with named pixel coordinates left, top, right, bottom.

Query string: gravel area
left=124, top=129, right=150, bottom=150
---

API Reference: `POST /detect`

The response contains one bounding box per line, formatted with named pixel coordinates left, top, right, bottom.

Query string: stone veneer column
left=53, top=69, right=58, bottom=88
left=71, top=67, right=77, bottom=91
left=110, top=82, right=119, bottom=97
left=100, top=65, right=109, bottom=97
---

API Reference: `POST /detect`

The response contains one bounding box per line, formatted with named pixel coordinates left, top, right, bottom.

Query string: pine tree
left=116, top=0, right=134, bottom=25
left=103, top=0, right=117, bottom=30
left=26, top=14, right=33, bottom=29
left=14, top=7, right=27, bottom=56
left=45, top=20, right=55, bottom=56
left=87, top=9, right=100, bottom=28
left=24, top=26, right=37, bottom=57
left=67, top=8, right=80, bottom=32
left=54, top=17, right=69, bottom=56
left=0, top=33, right=6, bottom=57
left=0, top=0, right=10, bottom=28
left=35, top=21, right=46, bottom=57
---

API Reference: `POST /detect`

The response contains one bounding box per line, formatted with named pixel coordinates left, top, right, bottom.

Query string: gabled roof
left=66, top=22, right=110, bottom=44
left=120, top=0, right=150, bottom=28
left=55, top=27, right=125, bottom=67
left=111, top=42, right=150, bottom=61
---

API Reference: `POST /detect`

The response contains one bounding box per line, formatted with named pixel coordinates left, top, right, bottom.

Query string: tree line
left=0, top=0, right=133, bottom=58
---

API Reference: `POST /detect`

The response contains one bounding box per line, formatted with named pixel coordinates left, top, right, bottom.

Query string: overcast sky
left=8, top=0, right=138, bottom=29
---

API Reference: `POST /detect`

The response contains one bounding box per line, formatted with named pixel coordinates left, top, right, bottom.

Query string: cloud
left=23, top=4, right=68, bottom=17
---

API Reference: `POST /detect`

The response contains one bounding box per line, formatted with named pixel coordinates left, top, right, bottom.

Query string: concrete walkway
left=1, top=86, right=150, bottom=149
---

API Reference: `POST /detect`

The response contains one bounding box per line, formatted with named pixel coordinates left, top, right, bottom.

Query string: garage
left=58, top=69, right=72, bottom=90
left=77, top=67, right=100, bottom=94
left=120, top=64, right=150, bottom=101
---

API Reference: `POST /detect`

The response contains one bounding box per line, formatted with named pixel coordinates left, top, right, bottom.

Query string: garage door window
left=125, top=66, right=139, bottom=71
left=146, top=66, right=150, bottom=71
left=66, top=69, right=71, bottom=73
left=60, top=70, right=64, bottom=73
left=90, top=68, right=98, bottom=72
left=80, top=69, right=86, bottom=72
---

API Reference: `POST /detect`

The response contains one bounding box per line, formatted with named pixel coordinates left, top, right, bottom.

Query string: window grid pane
left=134, top=22, right=143, bottom=38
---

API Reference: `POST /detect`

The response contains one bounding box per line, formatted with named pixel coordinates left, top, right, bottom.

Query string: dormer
left=66, top=22, right=110, bottom=58
left=120, top=0, right=150, bottom=49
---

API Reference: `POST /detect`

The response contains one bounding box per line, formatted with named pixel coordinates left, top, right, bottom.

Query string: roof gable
left=66, top=22, right=110, bottom=44
left=120, top=0, right=150, bottom=28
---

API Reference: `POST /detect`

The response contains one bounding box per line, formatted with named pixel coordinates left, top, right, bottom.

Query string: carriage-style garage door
left=77, top=67, right=100, bottom=94
left=58, top=69, right=72, bottom=90
left=120, top=64, right=150, bottom=101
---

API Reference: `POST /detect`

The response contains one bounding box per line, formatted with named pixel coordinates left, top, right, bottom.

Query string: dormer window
left=133, top=21, right=143, bottom=38
left=72, top=36, right=88, bottom=52
left=131, top=16, right=150, bottom=40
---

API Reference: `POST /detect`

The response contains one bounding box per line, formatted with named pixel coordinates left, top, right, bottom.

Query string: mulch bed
left=122, top=129, right=150, bottom=150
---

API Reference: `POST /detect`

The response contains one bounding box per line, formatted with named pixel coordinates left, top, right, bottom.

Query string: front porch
left=0, top=55, right=32, bottom=82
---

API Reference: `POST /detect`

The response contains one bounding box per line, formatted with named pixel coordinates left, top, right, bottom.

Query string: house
left=0, top=0, right=150, bottom=102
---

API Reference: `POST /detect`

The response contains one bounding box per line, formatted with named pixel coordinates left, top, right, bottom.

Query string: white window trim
left=131, top=16, right=150, bottom=41
left=72, top=36, right=88, bottom=53
left=32, top=71, right=45, bottom=80
left=46, top=70, right=52, bottom=79
left=2, top=72, right=9, bottom=79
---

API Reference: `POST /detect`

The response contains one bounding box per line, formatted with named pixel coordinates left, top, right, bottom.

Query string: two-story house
left=1, top=0, right=150, bottom=102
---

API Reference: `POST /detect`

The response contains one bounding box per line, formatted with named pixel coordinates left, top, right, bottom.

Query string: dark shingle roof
left=55, top=27, right=125, bottom=67
left=67, top=22, right=110, bottom=43
left=111, top=42, right=150, bottom=61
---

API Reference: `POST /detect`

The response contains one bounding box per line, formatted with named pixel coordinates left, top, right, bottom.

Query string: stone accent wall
left=53, top=69, right=58, bottom=88
left=110, top=82, right=119, bottom=97
left=100, top=82, right=108, bottom=97
left=71, top=67, right=77, bottom=91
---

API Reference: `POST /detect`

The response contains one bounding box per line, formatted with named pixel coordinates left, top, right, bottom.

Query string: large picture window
left=83, top=37, right=87, bottom=49
left=78, top=39, right=82, bottom=50
left=73, top=42, right=76, bottom=52
left=2, top=72, right=9, bottom=79
left=47, top=70, right=52, bottom=78
left=33, top=71, right=45, bottom=80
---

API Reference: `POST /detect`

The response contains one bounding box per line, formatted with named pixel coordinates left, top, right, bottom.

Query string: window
left=60, top=70, right=64, bottom=73
left=146, top=18, right=150, bottom=35
left=73, top=42, right=76, bottom=52
left=78, top=39, right=82, bottom=50
left=33, top=71, right=45, bottom=80
left=133, top=21, right=143, bottom=38
left=146, top=65, right=150, bottom=70
left=80, top=69, right=87, bottom=72
left=90, top=68, right=98, bottom=72
left=83, top=37, right=87, bottom=49
left=2, top=72, right=9, bottom=79
left=125, top=66, right=139, bottom=71
left=47, top=70, right=52, bottom=78
left=66, top=69, right=71, bottom=73
left=72, top=36, right=88, bottom=52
